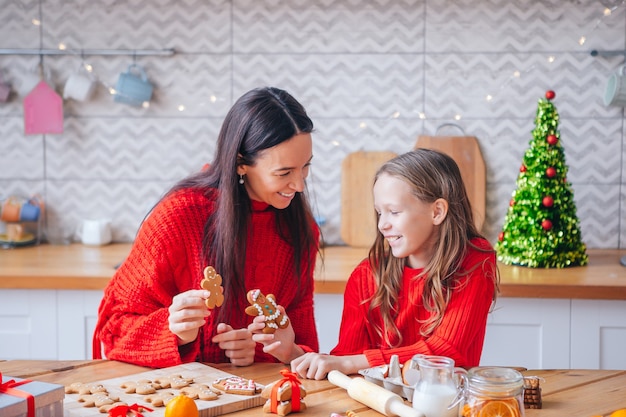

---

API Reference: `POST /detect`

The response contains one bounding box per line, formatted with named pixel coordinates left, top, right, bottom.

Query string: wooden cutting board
left=414, top=135, right=486, bottom=232
left=63, top=362, right=265, bottom=417
left=341, top=151, right=397, bottom=247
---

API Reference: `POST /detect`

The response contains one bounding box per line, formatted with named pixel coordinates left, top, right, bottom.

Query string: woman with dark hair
left=93, top=87, right=320, bottom=368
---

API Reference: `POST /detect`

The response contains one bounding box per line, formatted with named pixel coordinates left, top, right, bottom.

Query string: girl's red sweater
left=93, top=188, right=319, bottom=367
left=331, top=238, right=497, bottom=368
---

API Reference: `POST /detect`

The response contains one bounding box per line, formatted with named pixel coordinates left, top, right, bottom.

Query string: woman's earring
left=239, top=175, right=244, bottom=185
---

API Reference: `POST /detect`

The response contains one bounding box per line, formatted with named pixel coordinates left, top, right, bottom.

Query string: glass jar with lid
left=461, top=367, right=524, bottom=417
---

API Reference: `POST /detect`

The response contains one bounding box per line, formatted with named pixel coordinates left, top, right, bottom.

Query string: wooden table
left=1, top=360, right=625, bottom=417
left=1, top=243, right=625, bottom=298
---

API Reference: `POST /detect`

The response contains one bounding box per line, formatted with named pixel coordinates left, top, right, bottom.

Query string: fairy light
left=359, top=121, right=367, bottom=129
left=32, top=18, right=40, bottom=26
left=58, top=43, right=66, bottom=50
left=177, top=104, right=185, bottom=112
left=454, top=114, right=462, bottom=121
left=331, top=140, right=340, bottom=146
left=486, top=94, right=493, bottom=102
left=210, top=95, right=217, bottom=103
left=142, top=101, right=150, bottom=109
left=418, top=112, right=426, bottom=119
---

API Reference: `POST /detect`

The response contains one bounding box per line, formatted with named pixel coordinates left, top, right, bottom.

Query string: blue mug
left=113, top=64, right=153, bottom=107
left=19, top=202, right=40, bottom=222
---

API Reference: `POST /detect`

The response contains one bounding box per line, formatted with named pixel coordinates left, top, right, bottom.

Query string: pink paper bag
left=24, top=80, right=64, bottom=135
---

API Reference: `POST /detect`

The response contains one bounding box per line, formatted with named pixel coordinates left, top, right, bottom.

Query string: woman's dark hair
left=169, top=86, right=317, bottom=325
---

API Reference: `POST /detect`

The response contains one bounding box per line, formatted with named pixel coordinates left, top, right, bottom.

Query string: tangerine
left=610, top=410, right=626, bottom=417
left=164, top=394, right=199, bottom=417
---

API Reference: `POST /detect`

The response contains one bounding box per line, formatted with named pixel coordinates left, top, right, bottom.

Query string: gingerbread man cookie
left=200, top=266, right=224, bottom=308
left=119, top=380, right=157, bottom=395
left=154, top=375, right=194, bottom=390
left=78, top=392, right=120, bottom=408
left=180, top=384, right=221, bottom=401
left=144, top=391, right=176, bottom=407
left=65, top=382, right=107, bottom=395
left=245, top=289, right=289, bottom=334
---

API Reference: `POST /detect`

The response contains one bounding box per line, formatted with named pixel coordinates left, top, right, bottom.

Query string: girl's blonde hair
left=367, top=148, right=498, bottom=347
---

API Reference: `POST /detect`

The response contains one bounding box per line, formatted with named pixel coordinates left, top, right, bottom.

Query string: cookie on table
left=244, top=289, right=289, bottom=334
left=65, top=382, right=107, bottom=395
left=119, top=379, right=157, bottom=394
left=200, top=266, right=225, bottom=308
left=212, top=376, right=260, bottom=396
left=154, top=375, right=194, bottom=390
left=180, top=384, right=221, bottom=401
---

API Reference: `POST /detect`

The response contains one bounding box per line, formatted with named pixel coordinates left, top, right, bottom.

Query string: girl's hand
left=168, top=289, right=211, bottom=346
left=291, top=352, right=369, bottom=380
left=248, top=307, right=303, bottom=364
left=212, top=323, right=256, bottom=366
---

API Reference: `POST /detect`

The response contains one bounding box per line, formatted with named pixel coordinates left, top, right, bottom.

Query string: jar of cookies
left=461, top=367, right=524, bottom=417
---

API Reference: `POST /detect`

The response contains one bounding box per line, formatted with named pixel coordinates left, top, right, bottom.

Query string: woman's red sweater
left=93, top=188, right=319, bottom=367
left=330, top=238, right=497, bottom=368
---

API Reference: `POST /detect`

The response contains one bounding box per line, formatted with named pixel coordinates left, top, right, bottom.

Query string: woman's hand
left=290, top=352, right=369, bottom=380
left=248, top=307, right=303, bottom=364
left=212, top=323, right=256, bottom=366
left=168, top=289, right=211, bottom=346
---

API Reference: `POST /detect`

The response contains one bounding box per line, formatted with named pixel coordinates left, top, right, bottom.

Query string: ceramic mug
left=79, top=218, right=112, bottom=246
left=19, top=201, right=41, bottom=222
left=113, top=64, right=153, bottom=107
left=1, top=198, right=21, bottom=222
left=604, top=65, right=626, bottom=107
left=64, top=67, right=96, bottom=102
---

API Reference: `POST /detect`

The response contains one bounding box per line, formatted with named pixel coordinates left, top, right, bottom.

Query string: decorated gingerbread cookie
left=212, top=376, right=260, bottom=396
left=200, top=266, right=224, bottom=308
left=244, top=289, right=289, bottom=334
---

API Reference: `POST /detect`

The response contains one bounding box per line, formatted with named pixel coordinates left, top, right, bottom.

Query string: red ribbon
left=108, top=403, right=154, bottom=417
left=0, top=372, right=35, bottom=417
left=271, top=369, right=302, bottom=413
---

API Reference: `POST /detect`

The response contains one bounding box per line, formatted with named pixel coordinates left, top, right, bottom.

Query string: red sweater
left=330, top=238, right=496, bottom=368
left=93, top=188, right=319, bottom=367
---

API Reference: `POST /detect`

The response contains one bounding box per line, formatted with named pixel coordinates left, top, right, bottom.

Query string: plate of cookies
left=358, top=354, right=418, bottom=401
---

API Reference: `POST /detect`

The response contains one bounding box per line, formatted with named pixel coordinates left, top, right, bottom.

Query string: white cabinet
left=570, top=299, right=626, bottom=369
left=480, top=298, right=571, bottom=369
left=0, top=289, right=102, bottom=360
left=0, top=289, right=57, bottom=359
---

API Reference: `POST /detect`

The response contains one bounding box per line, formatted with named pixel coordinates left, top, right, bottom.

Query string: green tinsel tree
left=495, top=90, right=588, bottom=268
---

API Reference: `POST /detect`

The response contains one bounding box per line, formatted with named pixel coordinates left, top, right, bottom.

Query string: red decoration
left=509, top=199, right=515, bottom=207
left=520, top=165, right=527, bottom=173
left=541, top=219, right=553, bottom=230
left=542, top=196, right=554, bottom=207
left=546, top=167, right=556, bottom=178
left=547, top=135, right=558, bottom=145
left=271, top=369, right=303, bottom=414
left=545, top=90, right=555, bottom=100
left=498, top=232, right=504, bottom=242
left=108, top=404, right=153, bottom=417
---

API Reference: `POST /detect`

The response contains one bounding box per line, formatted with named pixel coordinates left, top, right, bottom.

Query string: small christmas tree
left=495, top=90, right=588, bottom=268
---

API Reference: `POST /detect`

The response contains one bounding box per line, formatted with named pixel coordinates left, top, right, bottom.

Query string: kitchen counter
left=0, top=243, right=625, bottom=298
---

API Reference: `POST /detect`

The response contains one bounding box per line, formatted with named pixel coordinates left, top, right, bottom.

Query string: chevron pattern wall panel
left=0, top=0, right=624, bottom=250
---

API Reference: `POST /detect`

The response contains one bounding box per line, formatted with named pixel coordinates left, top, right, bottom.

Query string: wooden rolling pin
left=328, top=370, right=423, bottom=417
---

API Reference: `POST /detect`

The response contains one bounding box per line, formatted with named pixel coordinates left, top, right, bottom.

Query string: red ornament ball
left=545, top=90, right=556, bottom=100
left=541, top=219, right=553, bottom=230
left=520, top=165, right=526, bottom=173
left=509, top=199, right=515, bottom=207
left=546, top=167, right=556, bottom=178
left=498, top=232, right=504, bottom=242
left=547, top=135, right=558, bottom=145
left=542, top=196, right=554, bottom=207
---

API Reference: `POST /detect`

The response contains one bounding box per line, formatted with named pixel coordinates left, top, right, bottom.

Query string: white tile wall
left=0, top=0, right=624, bottom=249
